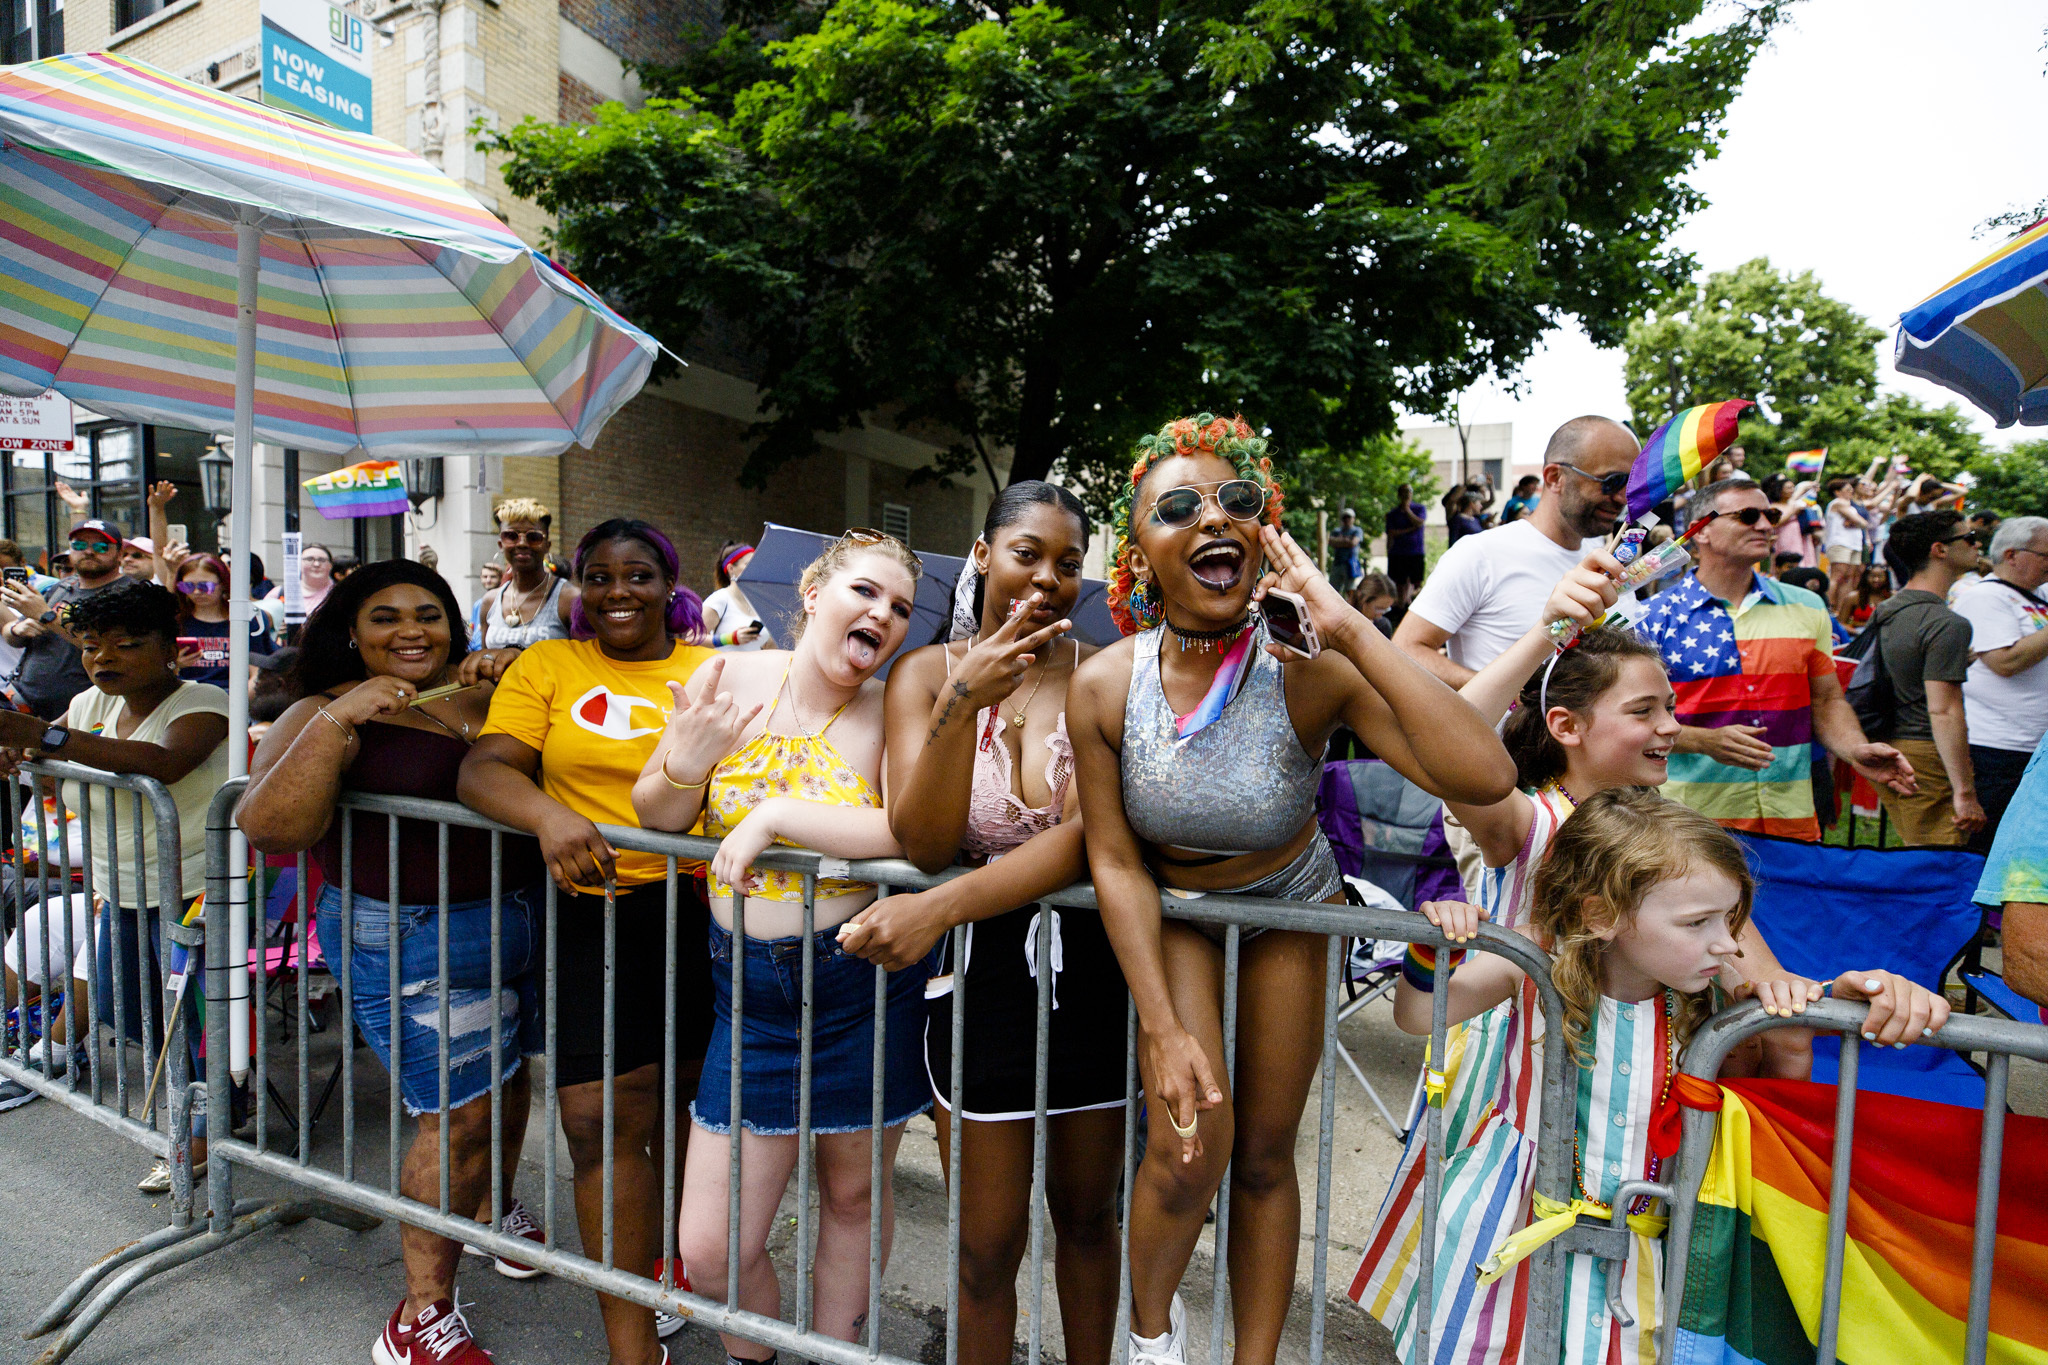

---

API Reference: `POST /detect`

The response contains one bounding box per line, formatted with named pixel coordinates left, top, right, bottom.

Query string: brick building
left=29, top=0, right=993, bottom=602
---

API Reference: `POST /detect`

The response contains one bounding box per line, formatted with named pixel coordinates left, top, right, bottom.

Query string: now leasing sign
left=260, top=0, right=372, bottom=133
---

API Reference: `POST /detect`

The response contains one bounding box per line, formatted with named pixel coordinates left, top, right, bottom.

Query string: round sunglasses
left=1148, top=478, right=1266, bottom=529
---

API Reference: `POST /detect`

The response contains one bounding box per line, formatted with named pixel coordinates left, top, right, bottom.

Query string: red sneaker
left=372, top=1296, right=494, bottom=1364
left=464, top=1198, right=546, bottom=1280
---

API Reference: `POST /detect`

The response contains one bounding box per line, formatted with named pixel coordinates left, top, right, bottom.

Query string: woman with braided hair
left=1066, top=414, right=1516, bottom=1363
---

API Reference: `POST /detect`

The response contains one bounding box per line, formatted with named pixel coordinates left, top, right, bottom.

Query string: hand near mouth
left=944, top=592, right=1071, bottom=714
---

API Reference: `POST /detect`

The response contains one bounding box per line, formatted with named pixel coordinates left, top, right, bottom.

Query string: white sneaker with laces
left=1128, top=1292, right=1188, bottom=1364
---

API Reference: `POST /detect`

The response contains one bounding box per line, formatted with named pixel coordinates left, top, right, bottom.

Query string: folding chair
left=1318, top=757, right=1463, bottom=1138
left=1735, top=832, right=1989, bottom=1107
left=251, top=855, right=349, bottom=1151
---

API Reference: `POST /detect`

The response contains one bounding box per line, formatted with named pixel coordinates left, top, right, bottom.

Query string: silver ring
left=1169, top=1112, right=1198, bottom=1138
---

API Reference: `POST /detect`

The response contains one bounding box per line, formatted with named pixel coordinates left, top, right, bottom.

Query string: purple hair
left=566, top=518, right=705, bottom=642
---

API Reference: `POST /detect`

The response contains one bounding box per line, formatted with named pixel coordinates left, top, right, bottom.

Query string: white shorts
left=3, top=892, right=94, bottom=989
left=1826, top=545, right=1862, bottom=566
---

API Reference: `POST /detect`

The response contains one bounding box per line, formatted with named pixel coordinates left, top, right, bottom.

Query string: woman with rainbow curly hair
left=1067, top=414, right=1516, bottom=1363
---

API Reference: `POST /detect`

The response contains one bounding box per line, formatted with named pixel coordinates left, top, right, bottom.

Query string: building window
left=882, top=502, right=911, bottom=544
left=4, top=0, right=59, bottom=60
left=113, top=0, right=165, bottom=32
left=2, top=423, right=224, bottom=576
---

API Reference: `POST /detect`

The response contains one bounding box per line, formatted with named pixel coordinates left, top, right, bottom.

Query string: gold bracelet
left=315, top=707, right=357, bottom=748
left=661, top=757, right=709, bottom=791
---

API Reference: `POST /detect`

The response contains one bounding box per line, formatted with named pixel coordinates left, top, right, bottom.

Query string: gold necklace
left=1008, top=651, right=1052, bottom=728
left=413, top=700, right=471, bottom=743
left=500, top=576, right=548, bottom=628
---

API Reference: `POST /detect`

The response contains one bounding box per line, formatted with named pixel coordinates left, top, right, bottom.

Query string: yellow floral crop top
left=701, top=674, right=879, bottom=903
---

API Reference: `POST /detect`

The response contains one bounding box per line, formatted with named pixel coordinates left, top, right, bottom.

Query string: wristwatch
left=39, top=725, right=67, bottom=750
left=36, top=609, right=55, bottom=625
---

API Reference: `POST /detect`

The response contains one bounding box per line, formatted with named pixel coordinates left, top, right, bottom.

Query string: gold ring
left=1170, top=1112, right=1198, bottom=1138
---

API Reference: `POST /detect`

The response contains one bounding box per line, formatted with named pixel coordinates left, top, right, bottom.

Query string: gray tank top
left=1120, top=623, right=1320, bottom=855
left=483, top=576, right=570, bottom=651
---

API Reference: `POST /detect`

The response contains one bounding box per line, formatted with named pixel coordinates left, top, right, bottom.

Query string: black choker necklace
left=1165, top=614, right=1253, bottom=653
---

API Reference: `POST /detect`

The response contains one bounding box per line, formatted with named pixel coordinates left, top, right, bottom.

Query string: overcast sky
left=1399, top=0, right=2047, bottom=458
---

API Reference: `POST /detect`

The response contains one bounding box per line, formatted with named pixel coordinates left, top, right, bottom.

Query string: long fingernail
left=1862, top=1032, right=1875, bottom=1041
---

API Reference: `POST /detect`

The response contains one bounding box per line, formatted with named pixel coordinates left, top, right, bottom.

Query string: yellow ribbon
left=1473, top=1192, right=1668, bottom=1285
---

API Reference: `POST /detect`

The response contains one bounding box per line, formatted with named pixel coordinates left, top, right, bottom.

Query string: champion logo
left=570, top=686, right=665, bottom=741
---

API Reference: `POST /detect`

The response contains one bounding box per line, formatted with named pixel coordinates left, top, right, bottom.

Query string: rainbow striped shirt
left=1637, top=572, right=1835, bottom=841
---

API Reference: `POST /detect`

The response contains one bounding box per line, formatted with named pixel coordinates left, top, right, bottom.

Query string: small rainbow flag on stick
left=303, top=459, right=409, bottom=519
left=1625, top=399, right=1752, bottom=521
left=1785, top=448, right=1828, bottom=478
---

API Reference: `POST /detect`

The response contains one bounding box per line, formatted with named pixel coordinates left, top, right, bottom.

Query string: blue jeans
left=315, top=883, right=544, bottom=1116
left=693, top=918, right=930, bottom=1136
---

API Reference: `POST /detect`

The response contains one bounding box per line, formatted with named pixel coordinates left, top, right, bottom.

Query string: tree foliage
left=1966, top=440, right=2048, bottom=519
left=490, top=0, right=1783, bottom=498
left=1274, top=431, right=1437, bottom=553
left=1621, top=257, right=1988, bottom=484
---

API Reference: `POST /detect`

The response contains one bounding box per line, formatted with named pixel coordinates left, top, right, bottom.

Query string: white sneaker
left=1128, top=1292, right=1187, bottom=1364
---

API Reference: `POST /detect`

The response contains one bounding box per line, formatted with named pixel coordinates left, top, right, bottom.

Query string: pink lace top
left=962, top=708, right=1073, bottom=860
left=946, top=639, right=1080, bottom=861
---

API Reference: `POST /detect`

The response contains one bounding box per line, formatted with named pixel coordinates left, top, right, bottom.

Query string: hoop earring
left=1132, top=575, right=1164, bottom=631
left=348, top=638, right=358, bottom=650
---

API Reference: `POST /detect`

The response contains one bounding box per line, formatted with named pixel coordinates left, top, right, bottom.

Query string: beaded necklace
left=1571, top=986, right=1679, bottom=1217
left=1165, top=614, right=1252, bottom=653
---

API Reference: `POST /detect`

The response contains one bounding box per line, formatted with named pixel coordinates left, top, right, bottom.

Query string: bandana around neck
left=1172, top=627, right=1254, bottom=742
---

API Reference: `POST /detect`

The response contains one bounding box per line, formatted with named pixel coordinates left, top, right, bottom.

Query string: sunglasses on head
left=1148, top=478, right=1267, bottom=529
left=498, top=529, right=548, bottom=547
left=839, top=527, right=923, bottom=572
left=1555, top=463, right=1630, bottom=497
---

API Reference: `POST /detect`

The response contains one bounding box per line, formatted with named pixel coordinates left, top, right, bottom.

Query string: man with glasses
left=0, top=519, right=130, bottom=719
left=1637, top=479, right=1914, bottom=842
left=1953, top=514, right=2048, bottom=853
left=1854, top=510, right=1984, bottom=846
left=1395, top=414, right=1638, bottom=687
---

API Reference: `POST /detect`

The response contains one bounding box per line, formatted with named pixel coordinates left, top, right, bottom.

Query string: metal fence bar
left=727, top=891, right=745, bottom=1314
left=866, top=921, right=887, bottom=1357
left=385, top=811, right=401, bottom=1191
left=1308, top=931, right=1342, bottom=1360
left=1209, top=923, right=1242, bottom=1365
left=542, top=877, right=558, bottom=1251
left=797, top=872, right=817, bottom=1334
left=601, top=880, right=617, bottom=1269
left=490, top=831, right=506, bottom=1231
left=944, top=919, right=966, bottom=1365
left=340, top=808, right=357, bottom=1185
left=1026, top=902, right=1053, bottom=1365
left=296, top=851, right=312, bottom=1165
left=661, top=855, right=679, bottom=1300
left=1815, top=1034, right=1859, bottom=1362
left=437, top=823, right=452, bottom=1218
left=1966, top=1052, right=2010, bottom=1365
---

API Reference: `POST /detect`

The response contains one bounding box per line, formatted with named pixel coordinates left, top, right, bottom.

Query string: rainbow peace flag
left=1626, top=400, right=1752, bottom=521
left=1785, top=449, right=1827, bottom=479
left=304, top=459, right=408, bottom=519
left=1672, top=1078, right=2048, bottom=1365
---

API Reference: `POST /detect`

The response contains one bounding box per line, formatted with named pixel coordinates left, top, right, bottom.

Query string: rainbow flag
left=1785, top=449, right=1827, bottom=479
left=304, top=459, right=408, bottom=519
left=1672, top=1078, right=2048, bottom=1365
left=1627, top=400, right=1752, bottom=521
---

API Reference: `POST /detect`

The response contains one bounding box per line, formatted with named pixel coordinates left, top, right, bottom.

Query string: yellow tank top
left=701, top=665, right=879, bottom=903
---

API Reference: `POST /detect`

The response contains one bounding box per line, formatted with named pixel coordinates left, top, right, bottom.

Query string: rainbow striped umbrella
left=0, top=52, right=660, bottom=1085
left=0, top=52, right=657, bottom=453
left=1896, top=218, right=2048, bottom=427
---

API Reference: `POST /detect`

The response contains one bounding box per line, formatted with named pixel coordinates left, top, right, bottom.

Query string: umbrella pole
left=226, top=210, right=257, bottom=1086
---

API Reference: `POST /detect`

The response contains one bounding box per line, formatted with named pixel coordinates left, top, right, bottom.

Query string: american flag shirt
left=1636, top=571, right=1836, bottom=840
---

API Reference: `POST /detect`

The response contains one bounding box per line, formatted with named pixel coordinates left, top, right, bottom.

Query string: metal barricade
left=1, top=760, right=237, bottom=1359
left=1657, top=998, right=2048, bottom=1365
left=151, top=779, right=1580, bottom=1364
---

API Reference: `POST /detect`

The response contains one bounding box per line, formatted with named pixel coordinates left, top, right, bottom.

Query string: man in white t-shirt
left=1394, top=414, right=1638, bottom=685
left=1952, top=515, right=2048, bottom=854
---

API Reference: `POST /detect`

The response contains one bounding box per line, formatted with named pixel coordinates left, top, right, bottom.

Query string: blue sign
left=260, top=0, right=371, bottom=134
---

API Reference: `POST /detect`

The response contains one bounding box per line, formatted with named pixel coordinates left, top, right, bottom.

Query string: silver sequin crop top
left=1119, top=623, right=1321, bottom=856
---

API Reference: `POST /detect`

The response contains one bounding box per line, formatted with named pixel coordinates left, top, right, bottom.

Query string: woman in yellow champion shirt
left=460, top=517, right=714, bottom=1365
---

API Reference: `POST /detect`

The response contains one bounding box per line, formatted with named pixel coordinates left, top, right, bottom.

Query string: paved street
left=0, top=985, right=1421, bottom=1364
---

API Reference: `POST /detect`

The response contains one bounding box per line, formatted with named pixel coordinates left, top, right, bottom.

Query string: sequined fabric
left=1120, top=622, right=1320, bottom=855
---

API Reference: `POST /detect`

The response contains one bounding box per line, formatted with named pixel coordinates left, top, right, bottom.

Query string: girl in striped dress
left=1349, top=788, right=1948, bottom=1364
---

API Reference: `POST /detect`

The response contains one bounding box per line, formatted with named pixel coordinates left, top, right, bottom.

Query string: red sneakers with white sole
left=372, top=1295, right=493, bottom=1364
left=463, top=1198, right=546, bottom=1280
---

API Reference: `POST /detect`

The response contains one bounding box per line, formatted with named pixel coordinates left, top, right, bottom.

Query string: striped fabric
left=1896, top=216, right=2048, bottom=429
left=1350, top=979, right=1672, bottom=1364
left=1637, top=572, right=1836, bottom=841
left=0, top=54, right=656, bottom=456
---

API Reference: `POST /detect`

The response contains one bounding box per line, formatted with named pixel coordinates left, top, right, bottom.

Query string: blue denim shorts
left=692, top=918, right=931, bottom=1136
left=315, top=882, right=544, bottom=1116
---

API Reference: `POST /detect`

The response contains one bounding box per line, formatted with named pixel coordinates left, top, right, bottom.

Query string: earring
left=348, top=638, right=358, bottom=650
left=1132, top=575, right=1164, bottom=631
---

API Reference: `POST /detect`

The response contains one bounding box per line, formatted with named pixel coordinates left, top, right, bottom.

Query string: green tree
left=1966, top=439, right=2048, bottom=519
left=490, top=0, right=1784, bottom=496
left=1622, top=257, right=1987, bottom=482
left=1275, top=432, right=1437, bottom=555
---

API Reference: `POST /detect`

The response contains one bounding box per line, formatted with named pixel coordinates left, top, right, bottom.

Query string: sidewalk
left=0, top=989, right=1422, bottom=1363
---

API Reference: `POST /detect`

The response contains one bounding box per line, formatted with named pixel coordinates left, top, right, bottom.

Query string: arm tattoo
left=927, top=679, right=971, bottom=745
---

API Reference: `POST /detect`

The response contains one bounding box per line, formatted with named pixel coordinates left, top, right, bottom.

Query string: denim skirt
left=692, top=917, right=930, bottom=1136
left=315, top=882, right=543, bottom=1115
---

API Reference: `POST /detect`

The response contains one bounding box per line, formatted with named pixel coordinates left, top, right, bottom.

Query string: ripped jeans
left=314, top=882, right=544, bottom=1116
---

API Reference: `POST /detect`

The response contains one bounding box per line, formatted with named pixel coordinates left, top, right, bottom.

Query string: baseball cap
left=253, top=645, right=298, bottom=674
left=124, top=534, right=156, bottom=556
left=72, top=518, right=125, bottom=545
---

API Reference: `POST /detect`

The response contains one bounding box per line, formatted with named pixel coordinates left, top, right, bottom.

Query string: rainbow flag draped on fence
left=1627, top=400, right=1752, bottom=521
left=1671, top=1078, right=2048, bottom=1365
left=303, top=459, right=408, bottom=518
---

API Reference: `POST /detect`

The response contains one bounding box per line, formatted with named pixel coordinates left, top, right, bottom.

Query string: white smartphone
left=1259, top=588, right=1321, bottom=660
left=167, top=523, right=187, bottom=546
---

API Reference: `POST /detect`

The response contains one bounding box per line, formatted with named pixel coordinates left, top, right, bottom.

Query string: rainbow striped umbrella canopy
left=1896, top=218, right=2048, bottom=428
left=0, top=52, right=657, bottom=454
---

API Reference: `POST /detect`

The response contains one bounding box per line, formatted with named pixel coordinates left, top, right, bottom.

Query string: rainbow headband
left=1625, top=400, right=1751, bottom=522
